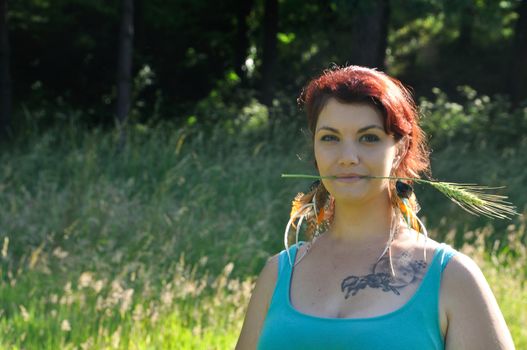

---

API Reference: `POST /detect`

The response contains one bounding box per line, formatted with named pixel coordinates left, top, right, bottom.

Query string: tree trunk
left=349, top=0, right=390, bottom=69
left=0, top=0, right=11, bottom=141
left=260, top=0, right=278, bottom=106
left=116, top=0, right=134, bottom=151
left=235, top=0, right=253, bottom=84
left=135, top=0, right=144, bottom=58
left=510, top=0, right=527, bottom=106
left=456, top=1, right=474, bottom=49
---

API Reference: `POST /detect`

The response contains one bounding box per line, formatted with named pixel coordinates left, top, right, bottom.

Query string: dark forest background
left=0, top=0, right=526, bottom=138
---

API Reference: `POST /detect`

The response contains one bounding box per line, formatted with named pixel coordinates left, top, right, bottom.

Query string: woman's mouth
left=335, top=176, right=364, bottom=183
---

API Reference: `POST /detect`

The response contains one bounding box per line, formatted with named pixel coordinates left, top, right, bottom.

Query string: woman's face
left=314, top=98, right=400, bottom=203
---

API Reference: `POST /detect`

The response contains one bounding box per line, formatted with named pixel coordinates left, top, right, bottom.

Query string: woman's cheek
left=315, top=150, right=330, bottom=171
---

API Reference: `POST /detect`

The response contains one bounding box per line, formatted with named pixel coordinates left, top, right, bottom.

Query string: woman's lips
left=335, top=176, right=364, bottom=183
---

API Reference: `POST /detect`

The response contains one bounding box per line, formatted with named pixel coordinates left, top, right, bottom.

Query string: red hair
left=298, top=65, right=431, bottom=180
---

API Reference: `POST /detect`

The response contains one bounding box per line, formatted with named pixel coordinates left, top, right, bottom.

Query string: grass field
left=1, top=117, right=525, bottom=349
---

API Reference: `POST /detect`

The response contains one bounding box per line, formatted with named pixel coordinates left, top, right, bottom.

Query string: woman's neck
left=325, top=191, right=394, bottom=247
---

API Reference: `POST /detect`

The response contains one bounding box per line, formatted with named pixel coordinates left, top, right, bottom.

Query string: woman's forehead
left=316, top=99, right=384, bottom=132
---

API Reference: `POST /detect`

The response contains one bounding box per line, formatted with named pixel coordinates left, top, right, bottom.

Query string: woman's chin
left=330, top=189, right=369, bottom=202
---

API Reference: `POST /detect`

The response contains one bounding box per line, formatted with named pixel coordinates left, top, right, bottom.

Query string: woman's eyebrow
left=316, top=125, right=385, bottom=134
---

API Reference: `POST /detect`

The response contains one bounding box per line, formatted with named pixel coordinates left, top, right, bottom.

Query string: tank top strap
left=413, top=242, right=458, bottom=313
left=438, top=242, right=458, bottom=272
left=278, top=242, right=305, bottom=275
left=272, top=242, right=305, bottom=306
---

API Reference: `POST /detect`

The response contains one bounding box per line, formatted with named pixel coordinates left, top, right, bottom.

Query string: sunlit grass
left=454, top=226, right=527, bottom=349
left=0, top=117, right=525, bottom=349
left=1, top=224, right=525, bottom=349
left=0, top=252, right=254, bottom=349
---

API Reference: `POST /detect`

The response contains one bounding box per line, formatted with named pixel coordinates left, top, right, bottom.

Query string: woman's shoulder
left=245, top=252, right=282, bottom=318
left=438, top=248, right=515, bottom=348
left=440, top=249, right=487, bottom=293
left=262, top=251, right=281, bottom=283
left=235, top=250, right=282, bottom=349
left=436, top=243, right=499, bottom=319
left=260, top=242, right=304, bottom=286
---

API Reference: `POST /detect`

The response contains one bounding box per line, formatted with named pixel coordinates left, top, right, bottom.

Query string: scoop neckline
left=285, top=242, right=445, bottom=322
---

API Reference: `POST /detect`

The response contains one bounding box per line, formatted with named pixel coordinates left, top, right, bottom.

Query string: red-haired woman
left=236, top=66, right=515, bottom=349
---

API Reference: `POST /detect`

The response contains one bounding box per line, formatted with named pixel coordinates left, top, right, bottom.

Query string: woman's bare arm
left=443, top=252, right=515, bottom=349
left=235, top=254, right=279, bottom=350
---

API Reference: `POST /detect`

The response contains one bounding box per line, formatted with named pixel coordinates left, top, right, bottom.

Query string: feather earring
left=285, top=195, right=312, bottom=267
left=284, top=181, right=318, bottom=267
left=284, top=180, right=332, bottom=267
left=395, top=180, right=419, bottom=232
left=395, top=179, right=429, bottom=260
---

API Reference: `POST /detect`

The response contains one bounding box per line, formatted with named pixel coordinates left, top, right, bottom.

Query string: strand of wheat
left=281, top=173, right=520, bottom=220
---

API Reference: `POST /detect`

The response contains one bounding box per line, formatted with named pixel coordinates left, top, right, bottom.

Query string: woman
left=236, top=66, right=515, bottom=349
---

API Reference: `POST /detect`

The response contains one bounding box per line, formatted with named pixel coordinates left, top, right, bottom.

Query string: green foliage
left=419, top=86, right=527, bottom=149
left=388, top=0, right=521, bottom=96
left=277, top=32, right=296, bottom=45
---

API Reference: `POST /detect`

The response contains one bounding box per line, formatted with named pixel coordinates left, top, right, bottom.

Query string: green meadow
left=1, top=94, right=526, bottom=349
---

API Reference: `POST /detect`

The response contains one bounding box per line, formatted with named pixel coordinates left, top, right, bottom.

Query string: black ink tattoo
left=340, top=251, right=427, bottom=299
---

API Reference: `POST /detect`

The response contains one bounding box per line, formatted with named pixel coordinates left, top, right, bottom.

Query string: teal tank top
left=257, top=241, right=457, bottom=350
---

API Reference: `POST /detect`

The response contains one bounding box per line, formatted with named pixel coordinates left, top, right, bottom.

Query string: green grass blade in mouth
left=281, top=173, right=520, bottom=220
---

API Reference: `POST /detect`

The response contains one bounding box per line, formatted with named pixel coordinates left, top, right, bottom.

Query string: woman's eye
left=360, top=134, right=380, bottom=143
left=320, top=134, right=380, bottom=142
left=320, top=135, right=338, bottom=142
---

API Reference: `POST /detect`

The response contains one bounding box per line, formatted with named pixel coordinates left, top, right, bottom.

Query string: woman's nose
left=338, top=144, right=359, bottom=165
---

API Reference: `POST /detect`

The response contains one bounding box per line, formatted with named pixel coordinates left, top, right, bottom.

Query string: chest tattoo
left=340, top=251, right=427, bottom=299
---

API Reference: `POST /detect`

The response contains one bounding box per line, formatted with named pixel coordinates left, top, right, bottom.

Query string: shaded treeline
left=0, top=0, right=526, bottom=139
left=0, top=0, right=12, bottom=138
